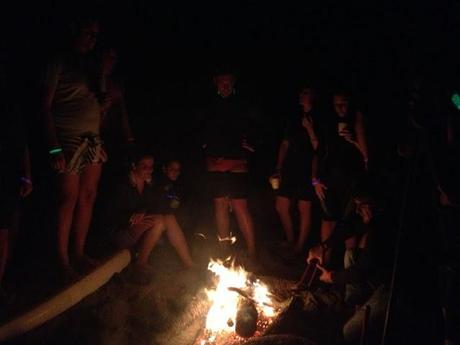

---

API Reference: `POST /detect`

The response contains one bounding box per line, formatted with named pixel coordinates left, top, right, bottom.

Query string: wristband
left=49, top=147, right=63, bottom=155
left=312, top=178, right=321, bottom=186
left=20, top=176, right=32, bottom=185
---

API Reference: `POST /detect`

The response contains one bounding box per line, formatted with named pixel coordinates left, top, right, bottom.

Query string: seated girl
left=103, top=152, right=194, bottom=283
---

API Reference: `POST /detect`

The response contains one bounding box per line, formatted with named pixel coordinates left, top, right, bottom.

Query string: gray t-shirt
left=45, top=53, right=101, bottom=138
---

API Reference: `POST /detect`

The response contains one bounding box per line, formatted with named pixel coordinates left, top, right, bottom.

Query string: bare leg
left=275, top=196, right=294, bottom=243
left=214, top=197, right=230, bottom=240
left=73, top=164, right=102, bottom=263
left=232, top=199, right=256, bottom=259
left=295, top=200, right=312, bottom=254
left=136, top=218, right=166, bottom=266
left=164, top=215, right=194, bottom=268
left=56, top=173, right=80, bottom=268
left=0, top=229, right=8, bottom=287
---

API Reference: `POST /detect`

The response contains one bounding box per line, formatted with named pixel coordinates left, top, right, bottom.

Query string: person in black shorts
left=313, top=90, right=369, bottom=263
left=272, top=85, right=321, bottom=255
left=202, top=67, right=258, bottom=259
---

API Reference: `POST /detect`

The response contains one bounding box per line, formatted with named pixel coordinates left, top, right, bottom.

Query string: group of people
left=1, top=15, right=459, bottom=345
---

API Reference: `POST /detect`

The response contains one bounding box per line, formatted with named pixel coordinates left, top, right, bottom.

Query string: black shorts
left=207, top=172, right=249, bottom=199
left=277, top=171, right=315, bottom=201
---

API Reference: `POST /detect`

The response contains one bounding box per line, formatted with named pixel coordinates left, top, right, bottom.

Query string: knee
left=78, top=188, right=98, bottom=206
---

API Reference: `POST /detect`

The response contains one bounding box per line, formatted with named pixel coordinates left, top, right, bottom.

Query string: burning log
left=235, top=299, right=258, bottom=338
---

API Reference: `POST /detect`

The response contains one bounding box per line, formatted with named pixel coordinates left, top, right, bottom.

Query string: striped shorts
left=61, top=133, right=108, bottom=175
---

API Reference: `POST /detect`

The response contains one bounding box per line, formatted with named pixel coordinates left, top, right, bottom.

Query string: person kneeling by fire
left=301, top=186, right=394, bottom=344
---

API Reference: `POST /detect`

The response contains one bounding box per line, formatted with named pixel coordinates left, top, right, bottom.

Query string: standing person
left=202, top=67, right=258, bottom=260
left=1, top=63, right=33, bottom=302
left=42, top=17, right=106, bottom=281
left=272, top=85, right=321, bottom=255
left=313, top=91, right=368, bottom=265
left=98, top=47, right=135, bottom=173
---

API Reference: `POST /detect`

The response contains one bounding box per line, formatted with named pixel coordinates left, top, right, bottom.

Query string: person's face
left=164, top=161, right=181, bottom=181
left=333, top=95, right=349, bottom=117
left=214, top=74, right=235, bottom=98
left=299, top=88, right=315, bottom=108
left=74, top=22, right=99, bottom=53
left=101, top=48, right=117, bottom=75
left=132, top=157, right=154, bottom=182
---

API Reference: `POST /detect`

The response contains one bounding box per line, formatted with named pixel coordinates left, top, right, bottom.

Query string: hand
left=50, top=153, right=66, bottom=173
left=142, top=215, right=160, bottom=227
left=271, top=168, right=281, bottom=180
left=129, top=213, right=145, bottom=226
left=302, top=116, right=313, bottom=130
left=356, top=204, right=373, bottom=224
left=241, top=138, right=255, bottom=152
left=314, top=182, right=327, bottom=201
left=340, top=129, right=356, bottom=144
left=307, top=244, right=324, bottom=265
left=317, top=264, right=334, bottom=284
left=19, top=178, right=33, bottom=198
left=439, top=189, right=452, bottom=207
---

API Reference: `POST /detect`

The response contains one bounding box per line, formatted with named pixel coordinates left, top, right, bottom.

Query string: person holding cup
left=272, top=85, right=322, bottom=256
left=313, top=90, right=369, bottom=265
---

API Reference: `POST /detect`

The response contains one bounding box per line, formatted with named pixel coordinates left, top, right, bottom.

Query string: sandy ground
left=4, top=232, right=312, bottom=345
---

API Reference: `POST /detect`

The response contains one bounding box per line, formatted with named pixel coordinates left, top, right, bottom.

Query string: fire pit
left=153, top=255, right=309, bottom=345
left=194, top=258, right=293, bottom=345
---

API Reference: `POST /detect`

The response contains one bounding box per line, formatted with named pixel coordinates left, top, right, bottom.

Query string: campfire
left=198, top=258, right=280, bottom=345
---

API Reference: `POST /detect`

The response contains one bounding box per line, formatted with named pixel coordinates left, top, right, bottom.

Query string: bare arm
left=354, top=111, right=369, bottom=164
left=19, top=145, right=33, bottom=197
left=42, top=59, right=66, bottom=171
left=42, top=59, right=60, bottom=149
left=275, top=140, right=289, bottom=171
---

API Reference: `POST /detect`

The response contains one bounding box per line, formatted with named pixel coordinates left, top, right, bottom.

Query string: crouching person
left=156, top=159, right=194, bottom=268
left=102, top=151, right=192, bottom=284
left=307, top=188, right=394, bottom=344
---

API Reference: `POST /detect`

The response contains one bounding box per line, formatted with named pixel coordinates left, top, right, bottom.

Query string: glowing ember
left=201, top=258, right=278, bottom=344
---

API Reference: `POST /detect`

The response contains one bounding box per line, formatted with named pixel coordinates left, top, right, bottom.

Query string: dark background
left=1, top=1, right=458, bottom=343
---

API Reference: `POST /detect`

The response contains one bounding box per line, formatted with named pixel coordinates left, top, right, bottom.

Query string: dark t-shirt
left=102, top=179, right=159, bottom=232
left=282, top=109, right=320, bottom=176
left=202, top=94, right=258, bottom=159
left=154, top=175, right=182, bottom=215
